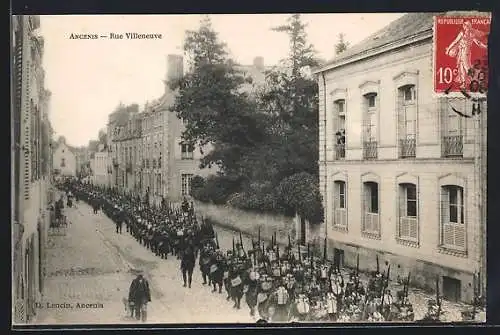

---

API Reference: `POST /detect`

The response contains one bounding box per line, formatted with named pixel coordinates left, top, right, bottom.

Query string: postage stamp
left=433, top=15, right=491, bottom=97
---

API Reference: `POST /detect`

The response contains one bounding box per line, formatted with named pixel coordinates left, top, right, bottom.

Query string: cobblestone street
left=35, top=200, right=254, bottom=324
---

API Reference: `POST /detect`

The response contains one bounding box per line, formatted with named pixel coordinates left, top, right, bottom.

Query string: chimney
left=167, top=54, right=184, bottom=82
left=253, top=56, right=264, bottom=71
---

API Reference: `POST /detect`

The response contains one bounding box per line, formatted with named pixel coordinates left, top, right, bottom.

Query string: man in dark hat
left=128, top=273, right=151, bottom=322
left=181, top=245, right=196, bottom=288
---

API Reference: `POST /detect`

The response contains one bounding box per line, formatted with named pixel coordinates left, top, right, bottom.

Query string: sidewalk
left=34, top=203, right=143, bottom=324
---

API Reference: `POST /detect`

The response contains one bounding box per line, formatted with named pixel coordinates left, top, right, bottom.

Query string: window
left=335, top=99, right=345, bottom=115
left=60, top=158, right=65, bottom=168
left=398, top=85, right=417, bottom=158
left=398, top=183, right=418, bottom=242
left=181, top=173, right=193, bottom=196
left=362, top=181, right=380, bottom=236
left=333, top=181, right=347, bottom=228
left=367, top=94, right=376, bottom=108
left=441, top=185, right=466, bottom=250
left=442, top=98, right=464, bottom=157
left=334, top=99, right=346, bottom=159
left=181, top=143, right=194, bottom=160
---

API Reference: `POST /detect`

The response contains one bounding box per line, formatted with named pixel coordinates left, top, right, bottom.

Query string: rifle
left=258, top=227, right=261, bottom=247
left=436, top=276, right=442, bottom=320
left=380, top=265, right=390, bottom=311
left=239, top=231, right=245, bottom=256
left=323, top=237, right=327, bottom=260
left=354, top=253, right=360, bottom=302
left=376, top=254, right=380, bottom=273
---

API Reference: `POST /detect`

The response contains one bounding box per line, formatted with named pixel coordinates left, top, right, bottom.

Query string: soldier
left=181, top=245, right=196, bottom=288
left=273, top=279, right=290, bottom=322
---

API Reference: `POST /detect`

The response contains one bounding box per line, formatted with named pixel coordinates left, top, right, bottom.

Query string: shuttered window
left=398, top=183, right=418, bottom=241
left=362, top=182, right=380, bottom=235
left=333, top=181, right=347, bottom=227
left=13, top=20, right=23, bottom=221
left=23, top=60, right=32, bottom=200
left=441, top=185, right=466, bottom=249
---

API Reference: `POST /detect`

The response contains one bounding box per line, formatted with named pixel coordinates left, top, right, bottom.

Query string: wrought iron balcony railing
left=182, top=152, right=194, bottom=160
left=400, top=138, right=416, bottom=158
left=335, top=143, right=345, bottom=160
left=363, top=141, right=378, bottom=159
left=442, top=135, right=463, bottom=157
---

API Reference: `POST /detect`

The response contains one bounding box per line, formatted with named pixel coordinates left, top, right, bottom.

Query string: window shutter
left=397, top=90, right=405, bottom=139
left=363, top=184, right=370, bottom=231
left=398, top=185, right=406, bottom=237
left=22, top=58, right=31, bottom=200
left=334, top=182, right=340, bottom=210
left=440, top=187, right=452, bottom=245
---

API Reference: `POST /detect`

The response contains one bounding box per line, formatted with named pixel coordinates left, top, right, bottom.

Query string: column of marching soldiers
left=56, top=178, right=482, bottom=323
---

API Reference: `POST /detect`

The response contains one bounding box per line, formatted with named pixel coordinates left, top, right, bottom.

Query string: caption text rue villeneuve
left=69, top=33, right=163, bottom=40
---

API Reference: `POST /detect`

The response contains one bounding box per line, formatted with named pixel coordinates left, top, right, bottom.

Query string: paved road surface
left=34, top=199, right=484, bottom=324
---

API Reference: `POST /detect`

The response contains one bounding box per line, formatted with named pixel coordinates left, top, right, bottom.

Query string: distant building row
left=90, top=55, right=271, bottom=203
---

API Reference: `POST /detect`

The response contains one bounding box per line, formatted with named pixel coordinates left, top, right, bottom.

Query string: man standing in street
left=181, top=245, right=196, bottom=288
left=128, top=273, right=151, bottom=322
left=116, top=208, right=124, bottom=234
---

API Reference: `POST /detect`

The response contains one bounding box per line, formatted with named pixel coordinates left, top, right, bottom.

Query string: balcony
left=335, top=143, right=345, bottom=160
left=442, top=135, right=463, bottom=157
left=399, top=138, right=416, bottom=158
left=363, top=141, right=378, bottom=159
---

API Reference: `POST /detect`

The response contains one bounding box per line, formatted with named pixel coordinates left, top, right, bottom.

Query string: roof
left=314, top=12, right=438, bottom=73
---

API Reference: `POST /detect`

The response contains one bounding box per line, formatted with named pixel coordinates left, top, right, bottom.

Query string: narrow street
left=35, top=199, right=254, bottom=324
left=35, top=195, right=485, bottom=324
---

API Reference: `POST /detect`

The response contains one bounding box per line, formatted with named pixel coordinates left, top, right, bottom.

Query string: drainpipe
left=321, top=72, right=328, bottom=252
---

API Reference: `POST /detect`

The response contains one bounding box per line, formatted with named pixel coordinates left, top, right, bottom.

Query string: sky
left=39, top=13, right=404, bottom=147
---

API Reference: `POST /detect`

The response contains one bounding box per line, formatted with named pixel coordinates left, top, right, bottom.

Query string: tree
left=335, top=33, right=350, bottom=55
left=98, top=129, right=107, bottom=146
left=276, top=172, right=324, bottom=224
left=168, top=16, right=267, bottom=175
left=257, top=14, right=320, bottom=181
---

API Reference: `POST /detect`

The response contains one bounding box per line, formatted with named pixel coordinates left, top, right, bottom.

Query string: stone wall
left=193, top=200, right=324, bottom=249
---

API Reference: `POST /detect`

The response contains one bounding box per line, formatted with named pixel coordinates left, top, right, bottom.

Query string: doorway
left=442, top=276, right=461, bottom=302
left=299, top=217, right=306, bottom=246
left=334, top=248, right=345, bottom=269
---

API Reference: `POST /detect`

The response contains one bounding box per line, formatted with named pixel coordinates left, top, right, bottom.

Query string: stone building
left=52, top=137, right=77, bottom=177
left=12, top=15, right=53, bottom=323
left=90, top=144, right=111, bottom=186
left=107, top=104, right=140, bottom=192
left=313, top=12, right=487, bottom=303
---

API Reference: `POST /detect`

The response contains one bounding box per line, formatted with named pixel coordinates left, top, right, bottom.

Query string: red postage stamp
left=433, top=15, right=491, bottom=96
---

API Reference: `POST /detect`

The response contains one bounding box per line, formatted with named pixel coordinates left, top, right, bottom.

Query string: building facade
left=12, top=15, right=53, bottom=323
left=107, top=103, right=141, bottom=193
left=314, top=13, right=486, bottom=303
left=52, top=137, right=77, bottom=177
left=90, top=144, right=111, bottom=186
